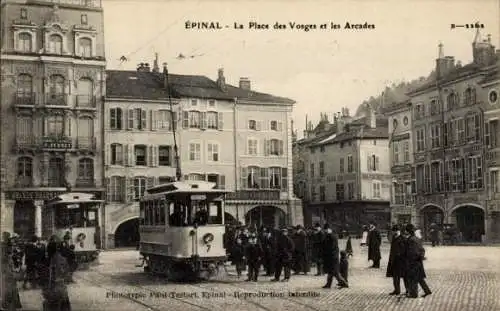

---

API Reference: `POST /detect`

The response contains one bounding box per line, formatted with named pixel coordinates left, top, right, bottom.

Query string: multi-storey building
left=0, top=0, right=106, bottom=241
left=104, top=61, right=302, bottom=247
left=304, top=109, right=391, bottom=231
left=386, top=101, right=416, bottom=225
left=407, top=31, right=499, bottom=242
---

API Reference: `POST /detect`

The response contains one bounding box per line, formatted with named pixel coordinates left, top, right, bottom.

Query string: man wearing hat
left=292, top=225, right=309, bottom=275
left=272, top=228, right=295, bottom=282
left=311, top=223, right=325, bottom=275
left=321, top=224, right=348, bottom=289
left=367, top=223, right=382, bottom=268
left=386, top=225, right=408, bottom=295
left=404, top=224, right=432, bottom=298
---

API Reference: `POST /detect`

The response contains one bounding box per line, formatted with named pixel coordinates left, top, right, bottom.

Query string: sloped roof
left=311, top=126, right=389, bottom=147
left=479, top=68, right=499, bottom=85
left=105, top=70, right=295, bottom=104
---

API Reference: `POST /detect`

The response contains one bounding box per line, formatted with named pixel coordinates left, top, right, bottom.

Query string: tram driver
left=169, top=205, right=185, bottom=226
left=193, top=204, right=209, bottom=226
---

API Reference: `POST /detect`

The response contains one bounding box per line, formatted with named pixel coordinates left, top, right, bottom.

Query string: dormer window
left=208, top=100, right=216, bottom=108
left=191, top=99, right=197, bottom=106
left=249, top=120, right=256, bottom=130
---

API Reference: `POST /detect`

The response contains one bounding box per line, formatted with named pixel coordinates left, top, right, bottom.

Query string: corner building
left=104, top=64, right=302, bottom=248
left=0, top=0, right=106, bottom=241
left=407, top=32, right=499, bottom=243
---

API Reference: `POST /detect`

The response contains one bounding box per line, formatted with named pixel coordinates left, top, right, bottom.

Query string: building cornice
left=1, top=53, right=106, bottom=66
left=105, top=97, right=180, bottom=104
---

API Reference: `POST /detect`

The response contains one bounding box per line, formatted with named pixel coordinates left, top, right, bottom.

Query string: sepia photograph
left=0, top=0, right=499, bottom=310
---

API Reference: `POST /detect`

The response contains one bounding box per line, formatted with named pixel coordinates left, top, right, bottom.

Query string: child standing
left=338, top=250, right=349, bottom=288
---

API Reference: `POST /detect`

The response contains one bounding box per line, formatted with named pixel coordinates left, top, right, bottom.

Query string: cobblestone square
left=17, top=240, right=500, bottom=311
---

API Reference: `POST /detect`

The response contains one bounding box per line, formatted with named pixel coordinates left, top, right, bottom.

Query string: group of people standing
left=1, top=232, right=75, bottom=311
left=227, top=223, right=351, bottom=289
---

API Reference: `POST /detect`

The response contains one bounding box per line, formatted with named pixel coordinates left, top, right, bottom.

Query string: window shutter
left=150, top=110, right=156, bottom=131
left=279, top=140, right=284, bottom=156
left=264, top=139, right=269, bottom=156
left=123, top=144, right=129, bottom=166
left=141, top=109, right=147, bottom=130
left=182, top=111, right=189, bottom=128
left=281, top=167, right=288, bottom=190
left=104, top=144, right=110, bottom=166
left=217, top=174, right=226, bottom=189
left=260, top=167, right=269, bottom=189
left=172, top=111, right=178, bottom=130
left=146, top=177, right=155, bottom=189
left=217, top=112, right=224, bottom=130
left=107, top=109, right=112, bottom=130
left=444, top=161, right=450, bottom=191
left=278, top=121, right=283, bottom=131
left=147, top=145, right=153, bottom=166
left=128, top=144, right=134, bottom=166
left=367, top=156, right=372, bottom=171
left=375, top=156, right=380, bottom=171
left=201, top=112, right=207, bottom=129
left=153, top=176, right=159, bottom=186
left=125, top=177, right=132, bottom=202
left=240, top=167, right=247, bottom=189
left=120, top=177, right=126, bottom=202
left=484, top=122, right=490, bottom=147
left=154, top=146, right=158, bottom=166
left=105, top=177, right=111, bottom=202
left=256, top=121, right=262, bottom=131
left=246, top=139, right=250, bottom=155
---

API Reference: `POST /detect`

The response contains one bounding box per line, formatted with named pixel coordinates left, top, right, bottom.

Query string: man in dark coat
left=386, top=225, right=408, bottom=295
left=245, top=234, right=263, bottom=281
left=311, top=223, right=324, bottom=275
left=405, top=224, right=432, bottom=298
left=367, top=223, right=382, bottom=268
left=23, top=235, right=39, bottom=289
left=293, top=225, right=309, bottom=275
left=261, top=228, right=276, bottom=276
left=272, top=228, right=295, bottom=282
left=321, top=224, right=348, bottom=289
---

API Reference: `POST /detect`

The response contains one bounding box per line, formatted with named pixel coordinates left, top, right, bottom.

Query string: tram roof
left=145, top=180, right=231, bottom=196
left=45, top=192, right=104, bottom=206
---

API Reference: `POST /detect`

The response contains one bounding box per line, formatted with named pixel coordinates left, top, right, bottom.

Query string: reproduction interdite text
left=185, top=21, right=376, bottom=31
left=106, top=291, right=321, bottom=299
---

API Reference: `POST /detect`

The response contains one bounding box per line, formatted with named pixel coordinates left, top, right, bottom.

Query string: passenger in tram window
left=193, top=204, right=209, bottom=225
left=169, top=205, right=184, bottom=226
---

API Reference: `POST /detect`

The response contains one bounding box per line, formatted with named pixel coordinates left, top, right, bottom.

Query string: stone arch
left=418, top=204, right=445, bottom=241
left=245, top=205, right=286, bottom=230
left=450, top=204, right=485, bottom=243
left=113, top=216, right=140, bottom=248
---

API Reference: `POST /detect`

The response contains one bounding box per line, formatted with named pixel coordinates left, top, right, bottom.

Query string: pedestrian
left=367, top=223, right=382, bottom=268
left=261, top=228, right=276, bottom=276
left=1, top=234, right=23, bottom=311
left=404, top=224, right=432, bottom=299
left=41, top=238, right=72, bottom=311
left=386, top=225, right=408, bottom=296
left=272, top=228, right=294, bottom=282
left=345, top=235, right=353, bottom=257
left=339, top=250, right=349, bottom=285
left=245, top=234, right=263, bottom=282
left=231, top=238, right=246, bottom=279
left=311, top=223, right=324, bottom=275
left=360, top=225, right=368, bottom=246
left=23, top=235, right=39, bottom=289
left=293, top=225, right=309, bottom=275
left=321, top=224, right=348, bottom=289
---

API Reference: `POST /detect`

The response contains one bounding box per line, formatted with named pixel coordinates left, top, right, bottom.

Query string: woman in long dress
left=1, top=237, right=23, bottom=311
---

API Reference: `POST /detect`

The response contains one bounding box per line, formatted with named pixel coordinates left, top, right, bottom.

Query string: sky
left=103, top=0, right=500, bottom=138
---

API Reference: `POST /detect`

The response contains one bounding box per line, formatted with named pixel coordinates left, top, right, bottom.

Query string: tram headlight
left=202, top=233, right=214, bottom=244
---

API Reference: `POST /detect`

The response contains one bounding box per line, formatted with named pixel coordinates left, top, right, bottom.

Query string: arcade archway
left=419, top=205, right=444, bottom=241
left=14, top=200, right=35, bottom=240
left=114, top=217, right=140, bottom=248
left=224, top=213, right=239, bottom=226
left=452, top=205, right=485, bottom=243
left=245, top=206, right=286, bottom=230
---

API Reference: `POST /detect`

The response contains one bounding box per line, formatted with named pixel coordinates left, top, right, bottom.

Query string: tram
left=44, top=192, right=103, bottom=263
left=138, top=180, right=230, bottom=281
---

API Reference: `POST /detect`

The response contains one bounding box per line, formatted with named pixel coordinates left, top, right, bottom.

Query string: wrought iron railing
left=45, top=94, right=67, bottom=106
left=41, top=136, right=72, bottom=149
left=14, top=92, right=36, bottom=106
left=76, top=95, right=96, bottom=108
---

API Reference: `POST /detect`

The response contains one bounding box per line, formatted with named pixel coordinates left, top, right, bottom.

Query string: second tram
left=44, top=192, right=103, bottom=263
left=139, top=180, right=230, bottom=281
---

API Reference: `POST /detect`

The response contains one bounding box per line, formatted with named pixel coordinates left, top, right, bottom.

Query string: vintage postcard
left=0, top=0, right=499, bottom=310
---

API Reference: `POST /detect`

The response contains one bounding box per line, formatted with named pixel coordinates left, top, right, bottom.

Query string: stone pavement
left=14, top=240, right=500, bottom=311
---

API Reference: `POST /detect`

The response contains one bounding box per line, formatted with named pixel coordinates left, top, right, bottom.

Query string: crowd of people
left=1, top=232, right=75, bottom=311
left=225, top=222, right=432, bottom=298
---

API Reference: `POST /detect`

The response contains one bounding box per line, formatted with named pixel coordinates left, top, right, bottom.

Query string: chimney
left=366, top=105, right=376, bottom=128
left=152, top=53, right=159, bottom=73
left=162, top=63, right=168, bottom=90
left=239, top=77, right=251, bottom=90
left=144, top=63, right=151, bottom=72
left=435, top=43, right=454, bottom=78
left=472, top=30, right=496, bottom=66
left=217, top=68, right=226, bottom=91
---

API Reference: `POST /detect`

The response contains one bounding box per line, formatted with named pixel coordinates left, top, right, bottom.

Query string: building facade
left=0, top=0, right=106, bottom=241
left=386, top=101, right=416, bottom=225
left=303, top=109, right=391, bottom=231
left=407, top=32, right=499, bottom=242
left=104, top=63, right=302, bottom=248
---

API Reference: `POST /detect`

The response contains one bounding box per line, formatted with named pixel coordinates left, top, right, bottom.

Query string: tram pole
left=163, top=63, right=182, bottom=181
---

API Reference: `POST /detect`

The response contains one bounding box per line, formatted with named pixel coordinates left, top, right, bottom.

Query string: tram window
left=207, top=202, right=222, bottom=225
left=169, top=203, right=190, bottom=227
left=55, top=204, right=83, bottom=228
left=157, top=201, right=166, bottom=225
left=86, top=209, right=97, bottom=227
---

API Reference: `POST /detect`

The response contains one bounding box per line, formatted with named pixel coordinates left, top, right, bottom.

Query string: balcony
left=76, top=95, right=97, bottom=108
left=14, top=136, right=38, bottom=150
left=226, top=189, right=281, bottom=201
left=45, top=94, right=67, bottom=106
left=76, top=137, right=96, bottom=151
left=28, top=0, right=102, bottom=8
left=15, top=176, right=33, bottom=188
left=41, top=136, right=73, bottom=149
left=75, top=178, right=96, bottom=187
left=13, top=92, right=36, bottom=107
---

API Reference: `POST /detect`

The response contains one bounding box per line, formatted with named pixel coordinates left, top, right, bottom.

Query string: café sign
left=6, top=190, right=102, bottom=201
